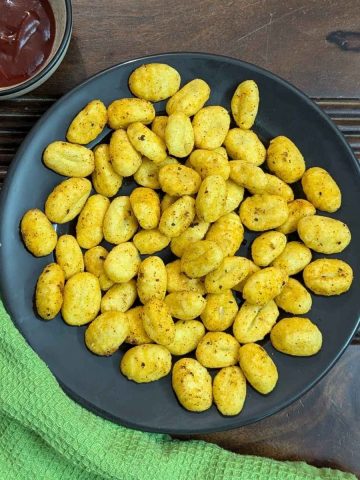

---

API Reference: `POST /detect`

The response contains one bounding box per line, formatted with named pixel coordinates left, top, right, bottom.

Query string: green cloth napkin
left=0, top=301, right=355, bottom=480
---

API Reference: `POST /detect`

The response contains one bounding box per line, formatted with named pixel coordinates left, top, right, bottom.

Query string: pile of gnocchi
left=20, top=63, right=353, bottom=416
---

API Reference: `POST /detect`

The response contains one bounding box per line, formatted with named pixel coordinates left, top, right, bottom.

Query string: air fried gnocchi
left=107, top=98, right=155, bottom=129
left=239, top=343, right=278, bottom=394
left=172, top=358, right=212, bottom=412
left=166, top=78, right=210, bottom=116
left=129, top=63, right=181, bottom=102
left=21, top=209, right=57, bottom=257
left=270, top=317, right=322, bottom=356
left=121, top=344, right=172, bottom=383
left=302, top=167, right=341, bottom=212
left=213, top=366, right=247, bottom=416
left=43, top=141, right=95, bottom=177
left=56, top=235, right=84, bottom=280
left=45, top=177, right=92, bottom=224
left=67, top=99, right=107, bottom=144
left=85, top=311, right=129, bottom=356
left=231, top=80, right=259, bottom=129
left=26, top=63, right=354, bottom=417
left=35, top=263, right=65, bottom=320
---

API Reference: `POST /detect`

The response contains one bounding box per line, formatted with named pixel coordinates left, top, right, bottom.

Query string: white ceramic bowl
left=0, top=0, right=72, bottom=100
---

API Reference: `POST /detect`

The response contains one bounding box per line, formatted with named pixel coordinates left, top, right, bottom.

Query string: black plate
left=1, top=53, right=360, bottom=434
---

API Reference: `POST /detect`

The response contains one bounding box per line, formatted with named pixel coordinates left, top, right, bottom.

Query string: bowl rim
left=0, top=0, right=73, bottom=97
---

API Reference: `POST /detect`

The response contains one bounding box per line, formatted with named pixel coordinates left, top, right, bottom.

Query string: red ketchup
left=0, top=0, right=56, bottom=87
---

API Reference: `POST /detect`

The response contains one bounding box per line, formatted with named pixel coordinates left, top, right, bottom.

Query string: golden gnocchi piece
left=223, top=180, right=245, bottom=215
left=158, top=195, right=196, bottom=238
left=142, top=298, right=175, bottom=346
left=121, top=344, right=172, bottom=383
left=213, top=366, right=247, bottom=416
left=21, top=209, right=57, bottom=257
left=297, top=215, right=351, bottom=254
left=43, top=141, right=95, bottom=177
left=132, top=229, right=170, bottom=254
left=125, top=306, right=153, bottom=345
left=101, top=280, right=137, bottom=313
left=165, top=291, right=206, bottom=320
left=181, top=240, right=224, bottom=278
left=233, top=300, right=279, bottom=344
left=165, top=112, right=194, bottom=157
left=109, top=129, right=142, bottom=177
left=166, top=320, right=205, bottom=356
left=158, top=164, right=201, bottom=196
left=127, top=122, right=167, bottom=164
left=170, top=219, right=210, bottom=257
left=251, top=231, right=287, bottom=267
left=67, top=99, right=107, bottom=144
left=35, top=263, right=65, bottom=320
left=271, top=241, right=312, bottom=275
left=103, top=196, right=138, bottom=245
left=166, top=78, right=210, bottom=116
left=200, top=290, right=238, bottom=331
left=188, top=149, right=230, bottom=180
left=84, top=246, right=114, bottom=291
left=224, top=128, right=265, bottom=165
left=166, top=260, right=206, bottom=294
left=92, top=144, right=122, bottom=197
left=239, top=343, right=278, bottom=394
left=275, top=278, right=312, bottom=314
left=134, top=155, right=179, bottom=189
left=242, top=266, right=288, bottom=306
left=302, top=167, right=341, bottom=212
left=196, top=332, right=240, bottom=368
left=172, top=358, right=212, bottom=412
left=232, top=259, right=260, bottom=293
left=260, top=173, right=294, bottom=202
left=205, top=256, right=249, bottom=293
left=129, top=187, right=160, bottom=230
left=277, top=199, right=316, bottom=235
left=239, top=194, right=289, bottom=231
left=55, top=235, right=84, bottom=280
left=151, top=115, right=168, bottom=140
left=231, top=80, right=259, bottom=129
left=129, top=63, right=181, bottom=101
left=266, top=136, right=305, bottom=184
left=229, top=160, right=268, bottom=193
left=270, top=317, right=322, bottom=356
left=104, top=243, right=141, bottom=283
left=45, top=177, right=92, bottom=224
left=196, top=175, right=227, bottom=223
left=193, top=106, right=230, bottom=149
left=107, top=98, right=155, bottom=130
left=303, top=259, right=353, bottom=296
left=137, top=256, right=167, bottom=304
left=62, top=272, right=101, bottom=326
left=85, top=311, right=129, bottom=356
left=76, top=194, right=110, bottom=249
left=206, top=212, right=244, bottom=257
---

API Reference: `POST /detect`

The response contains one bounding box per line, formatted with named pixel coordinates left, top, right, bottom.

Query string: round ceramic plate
left=0, top=53, right=359, bottom=434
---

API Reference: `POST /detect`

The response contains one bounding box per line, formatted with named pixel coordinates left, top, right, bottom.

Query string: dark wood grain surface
left=0, top=0, right=359, bottom=477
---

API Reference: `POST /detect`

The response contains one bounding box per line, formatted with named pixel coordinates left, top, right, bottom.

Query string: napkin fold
left=0, top=301, right=355, bottom=480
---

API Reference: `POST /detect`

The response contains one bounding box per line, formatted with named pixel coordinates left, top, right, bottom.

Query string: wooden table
left=1, top=1, right=359, bottom=476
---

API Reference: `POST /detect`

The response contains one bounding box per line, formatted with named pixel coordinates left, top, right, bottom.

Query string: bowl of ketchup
left=0, top=0, right=72, bottom=99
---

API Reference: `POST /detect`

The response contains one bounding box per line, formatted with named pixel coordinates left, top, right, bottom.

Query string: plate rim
left=1, top=51, right=359, bottom=434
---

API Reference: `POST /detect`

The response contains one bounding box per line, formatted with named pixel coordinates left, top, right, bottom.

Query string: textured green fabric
left=0, top=301, right=355, bottom=480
